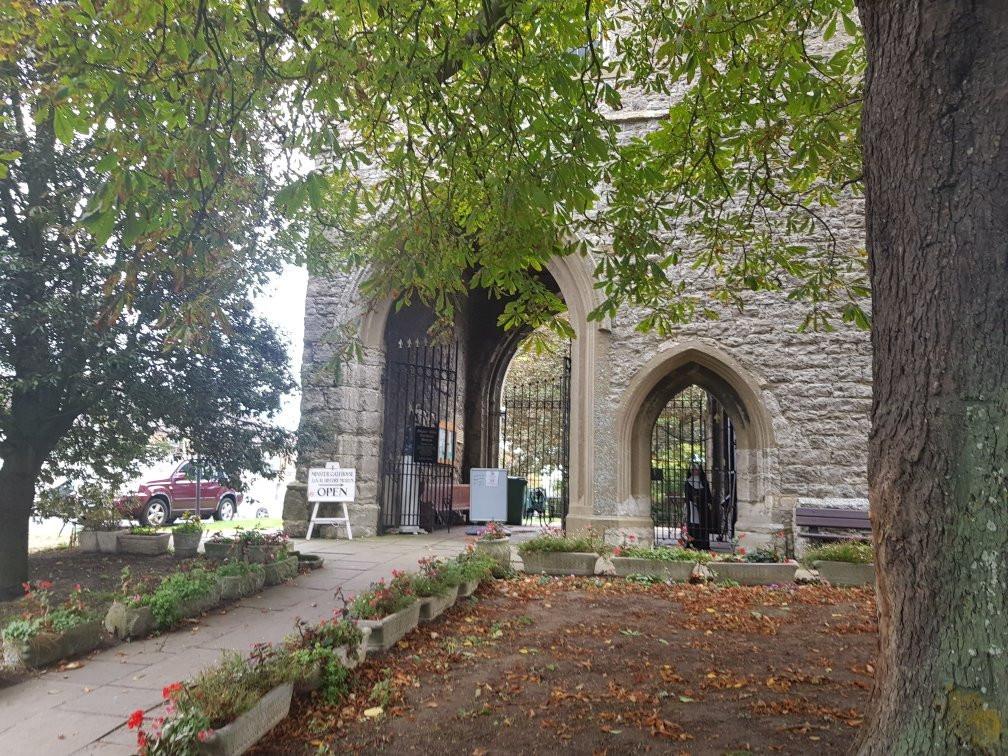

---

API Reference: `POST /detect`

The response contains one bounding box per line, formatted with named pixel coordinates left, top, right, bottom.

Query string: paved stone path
left=0, top=531, right=476, bottom=755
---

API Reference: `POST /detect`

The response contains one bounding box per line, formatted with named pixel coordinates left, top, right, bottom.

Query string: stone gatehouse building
left=283, top=112, right=871, bottom=550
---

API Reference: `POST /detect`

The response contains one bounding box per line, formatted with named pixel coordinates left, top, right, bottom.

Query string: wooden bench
left=795, top=506, right=872, bottom=541
left=451, top=484, right=471, bottom=522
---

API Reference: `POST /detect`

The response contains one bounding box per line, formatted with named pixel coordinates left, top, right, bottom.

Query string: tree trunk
left=856, top=2, right=1008, bottom=753
left=0, top=449, right=41, bottom=600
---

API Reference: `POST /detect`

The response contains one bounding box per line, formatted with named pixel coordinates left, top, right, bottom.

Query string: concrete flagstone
left=2, top=709, right=124, bottom=756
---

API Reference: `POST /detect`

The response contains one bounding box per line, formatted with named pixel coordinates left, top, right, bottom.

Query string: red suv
left=116, top=461, right=243, bottom=526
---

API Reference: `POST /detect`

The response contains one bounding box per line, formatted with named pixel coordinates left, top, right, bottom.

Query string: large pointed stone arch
left=289, top=253, right=606, bottom=536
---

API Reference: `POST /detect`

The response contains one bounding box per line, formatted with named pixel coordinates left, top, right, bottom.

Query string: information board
left=470, top=467, right=507, bottom=521
left=307, top=467, right=356, bottom=502
left=413, top=425, right=439, bottom=464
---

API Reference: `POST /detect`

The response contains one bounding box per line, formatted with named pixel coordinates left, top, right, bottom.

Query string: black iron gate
left=499, top=351, right=571, bottom=527
left=651, top=385, right=737, bottom=546
left=378, top=338, right=460, bottom=533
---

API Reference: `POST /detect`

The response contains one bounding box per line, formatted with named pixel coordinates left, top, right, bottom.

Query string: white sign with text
left=307, top=467, right=356, bottom=502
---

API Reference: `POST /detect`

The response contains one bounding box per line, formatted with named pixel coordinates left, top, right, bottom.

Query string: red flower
left=738, top=548, right=746, bottom=555
left=162, top=682, right=183, bottom=699
left=38, top=580, right=52, bottom=590
left=74, top=584, right=81, bottom=591
left=127, top=710, right=144, bottom=729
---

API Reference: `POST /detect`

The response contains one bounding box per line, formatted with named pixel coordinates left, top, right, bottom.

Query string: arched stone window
left=616, top=343, right=777, bottom=544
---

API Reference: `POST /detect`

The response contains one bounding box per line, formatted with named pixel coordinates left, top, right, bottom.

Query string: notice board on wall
left=469, top=467, right=507, bottom=521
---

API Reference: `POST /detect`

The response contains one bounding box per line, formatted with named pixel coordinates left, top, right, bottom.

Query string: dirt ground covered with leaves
left=258, top=576, right=877, bottom=755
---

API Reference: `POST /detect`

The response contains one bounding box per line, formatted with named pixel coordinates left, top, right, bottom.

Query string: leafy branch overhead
left=4, top=0, right=867, bottom=341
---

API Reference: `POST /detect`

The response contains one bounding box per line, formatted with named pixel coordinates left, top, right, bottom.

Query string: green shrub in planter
left=609, top=544, right=710, bottom=580
left=803, top=541, right=875, bottom=587
left=348, top=572, right=416, bottom=620
left=128, top=648, right=295, bottom=754
left=2, top=583, right=102, bottom=667
left=146, top=568, right=220, bottom=626
left=171, top=513, right=204, bottom=558
left=613, top=544, right=714, bottom=564
left=801, top=541, right=873, bottom=565
left=516, top=526, right=608, bottom=556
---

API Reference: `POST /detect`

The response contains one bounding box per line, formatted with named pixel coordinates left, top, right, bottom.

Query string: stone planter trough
left=290, top=552, right=324, bottom=570
left=708, top=561, right=799, bottom=586
left=814, top=560, right=875, bottom=587
left=203, top=541, right=236, bottom=560
left=335, top=626, right=371, bottom=670
left=177, top=584, right=222, bottom=618
left=77, top=530, right=100, bottom=552
left=475, top=540, right=512, bottom=574
left=456, top=578, right=480, bottom=598
left=520, top=551, right=600, bottom=577
left=97, top=530, right=124, bottom=553
left=104, top=601, right=157, bottom=639
left=117, top=532, right=171, bottom=556
left=610, top=557, right=697, bottom=581
left=263, top=556, right=299, bottom=586
left=242, top=545, right=281, bottom=565
left=217, top=569, right=266, bottom=601
left=419, top=584, right=460, bottom=623
left=200, top=682, right=293, bottom=756
left=3, top=619, right=103, bottom=668
left=355, top=600, right=421, bottom=654
left=172, top=531, right=203, bottom=559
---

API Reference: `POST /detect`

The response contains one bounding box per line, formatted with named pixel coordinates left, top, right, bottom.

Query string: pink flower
left=197, top=729, right=214, bottom=742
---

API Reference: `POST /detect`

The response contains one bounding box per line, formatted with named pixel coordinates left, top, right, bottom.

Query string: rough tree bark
left=856, top=2, right=1008, bottom=753
left=0, top=448, right=44, bottom=600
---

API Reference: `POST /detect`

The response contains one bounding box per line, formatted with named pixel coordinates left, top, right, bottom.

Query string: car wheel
left=255, top=507, right=269, bottom=519
left=214, top=497, right=236, bottom=521
left=141, top=497, right=170, bottom=527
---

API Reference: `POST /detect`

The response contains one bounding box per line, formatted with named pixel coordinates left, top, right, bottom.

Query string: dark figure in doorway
left=684, top=465, right=714, bottom=550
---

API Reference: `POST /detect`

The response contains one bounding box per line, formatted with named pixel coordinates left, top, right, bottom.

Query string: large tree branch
left=436, top=0, right=513, bottom=84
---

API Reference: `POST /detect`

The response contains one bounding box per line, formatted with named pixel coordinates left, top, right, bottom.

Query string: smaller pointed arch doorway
left=650, top=386, right=737, bottom=547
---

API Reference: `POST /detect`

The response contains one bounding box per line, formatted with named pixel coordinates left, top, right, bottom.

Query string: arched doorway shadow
left=617, top=344, right=776, bottom=539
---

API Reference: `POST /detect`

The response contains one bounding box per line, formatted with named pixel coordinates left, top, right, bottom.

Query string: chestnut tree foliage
left=3, top=1, right=1006, bottom=751
left=0, top=0, right=296, bottom=598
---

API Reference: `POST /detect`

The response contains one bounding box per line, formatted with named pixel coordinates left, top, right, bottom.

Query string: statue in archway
left=684, top=463, right=714, bottom=550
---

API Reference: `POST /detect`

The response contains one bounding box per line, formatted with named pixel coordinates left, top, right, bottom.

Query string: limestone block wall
left=592, top=282, right=872, bottom=535
left=283, top=272, right=387, bottom=537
